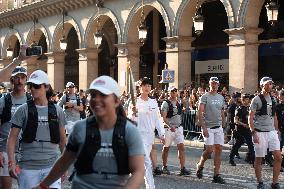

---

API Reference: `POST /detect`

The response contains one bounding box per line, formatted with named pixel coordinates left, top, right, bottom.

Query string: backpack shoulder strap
left=26, top=92, right=32, bottom=101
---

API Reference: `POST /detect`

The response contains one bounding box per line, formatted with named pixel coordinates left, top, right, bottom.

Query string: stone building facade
left=0, top=0, right=283, bottom=93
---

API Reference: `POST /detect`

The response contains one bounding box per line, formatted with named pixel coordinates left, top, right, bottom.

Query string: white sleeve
left=127, top=101, right=138, bottom=123
left=153, top=100, right=165, bottom=137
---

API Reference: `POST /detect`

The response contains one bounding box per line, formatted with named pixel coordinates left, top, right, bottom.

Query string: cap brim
left=11, top=72, right=27, bottom=77
left=88, top=86, right=113, bottom=95
left=27, top=79, right=48, bottom=85
left=262, top=80, right=273, bottom=85
left=209, top=80, right=219, bottom=83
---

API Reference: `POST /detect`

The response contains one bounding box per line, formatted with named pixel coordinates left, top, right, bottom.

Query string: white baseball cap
left=11, top=66, right=27, bottom=77
left=168, top=86, right=177, bottom=92
left=89, top=75, right=120, bottom=97
left=209, top=77, right=219, bottom=83
left=27, top=70, right=49, bottom=85
left=260, top=77, right=273, bottom=86
left=66, top=82, right=75, bottom=88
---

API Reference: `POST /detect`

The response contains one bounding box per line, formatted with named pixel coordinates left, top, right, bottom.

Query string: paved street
left=12, top=140, right=284, bottom=189
left=152, top=143, right=284, bottom=189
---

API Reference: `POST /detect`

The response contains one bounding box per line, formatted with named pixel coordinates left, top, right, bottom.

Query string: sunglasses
left=68, top=86, right=75, bottom=88
left=90, top=92, right=108, bottom=98
left=170, top=89, right=177, bottom=93
left=12, top=67, right=27, bottom=75
left=28, top=83, right=42, bottom=89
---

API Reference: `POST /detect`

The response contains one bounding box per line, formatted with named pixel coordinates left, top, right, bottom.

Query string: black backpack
left=164, top=100, right=182, bottom=118
left=64, top=94, right=81, bottom=109
left=256, top=94, right=276, bottom=116
left=1, top=92, right=32, bottom=124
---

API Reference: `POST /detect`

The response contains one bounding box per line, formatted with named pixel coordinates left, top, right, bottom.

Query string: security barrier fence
left=181, top=110, right=202, bottom=139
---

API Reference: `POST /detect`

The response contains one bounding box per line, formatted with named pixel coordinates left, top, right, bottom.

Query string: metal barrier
left=181, top=110, right=201, bottom=139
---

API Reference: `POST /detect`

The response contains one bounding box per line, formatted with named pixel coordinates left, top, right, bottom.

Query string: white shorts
left=18, top=167, right=61, bottom=189
left=254, top=130, right=280, bottom=157
left=0, top=152, right=9, bottom=176
left=203, top=127, right=224, bottom=146
left=164, top=126, right=184, bottom=147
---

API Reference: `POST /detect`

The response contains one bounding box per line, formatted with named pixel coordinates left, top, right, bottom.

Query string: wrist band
left=40, top=182, right=49, bottom=189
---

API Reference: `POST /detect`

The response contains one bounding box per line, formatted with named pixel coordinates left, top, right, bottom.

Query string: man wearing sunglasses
left=57, top=82, right=83, bottom=135
left=249, top=77, right=281, bottom=189
left=0, top=66, right=31, bottom=189
left=160, top=86, right=191, bottom=176
left=7, top=70, right=67, bottom=189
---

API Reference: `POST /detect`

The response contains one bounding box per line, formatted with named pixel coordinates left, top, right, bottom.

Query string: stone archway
left=26, top=27, right=49, bottom=73
left=26, top=23, right=50, bottom=48
left=238, top=0, right=265, bottom=28
left=175, top=0, right=235, bottom=37
left=85, top=8, right=121, bottom=48
left=52, top=19, right=82, bottom=52
left=2, top=30, right=23, bottom=58
left=124, top=1, right=171, bottom=43
left=49, top=20, right=82, bottom=91
left=123, top=2, right=170, bottom=84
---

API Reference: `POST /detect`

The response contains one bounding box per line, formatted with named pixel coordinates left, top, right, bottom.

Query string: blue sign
left=161, top=69, right=175, bottom=83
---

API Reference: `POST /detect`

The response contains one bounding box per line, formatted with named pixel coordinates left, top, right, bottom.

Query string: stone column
left=152, top=10, right=159, bottom=86
left=116, top=43, right=129, bottom=94
left=225, top=27, right=263, bottom=94
left=25, top=56, right=40, bottom=75
left=126, top=43, right=140, bottom=81
left=77, top=48, right=99, bottom=91
left=46, top=51, right=65, bottom=92
left=163, top=36, right=194, bottom=89
left=0, top=58, right=13, bottom=83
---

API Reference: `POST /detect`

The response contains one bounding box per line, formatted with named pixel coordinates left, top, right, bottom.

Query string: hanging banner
left=161, top=69, right=175, bottom=83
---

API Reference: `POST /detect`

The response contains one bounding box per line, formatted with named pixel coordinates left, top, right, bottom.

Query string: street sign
left=161, top=69, right=175, bottom=83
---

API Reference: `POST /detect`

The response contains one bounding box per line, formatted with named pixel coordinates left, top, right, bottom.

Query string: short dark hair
left=139, top=77, right=152, bottom=86
left=233, top=92, right=241, bottom=98
left=242, top=93, right=250, bottom=100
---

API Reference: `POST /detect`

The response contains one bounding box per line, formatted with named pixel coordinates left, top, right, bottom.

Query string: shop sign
left=195, top=59, right=228, bottom=74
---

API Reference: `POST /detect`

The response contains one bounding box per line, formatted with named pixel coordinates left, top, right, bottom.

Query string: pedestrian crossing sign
left=161, top=69, right=175, bottom=83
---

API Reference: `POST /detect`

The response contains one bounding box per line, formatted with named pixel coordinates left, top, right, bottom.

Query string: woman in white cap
left=7, top=70, right=67, bottom=189
left=33, top=75, right=145, bottom=189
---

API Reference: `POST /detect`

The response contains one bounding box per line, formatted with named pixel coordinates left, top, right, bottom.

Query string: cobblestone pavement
left=12, top=141, right=284, bottom=189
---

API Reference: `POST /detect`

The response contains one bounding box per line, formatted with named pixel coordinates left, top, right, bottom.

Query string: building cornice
left=0, top=0, right=96, bottom=28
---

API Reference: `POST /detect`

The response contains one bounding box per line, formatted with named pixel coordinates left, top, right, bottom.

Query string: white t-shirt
left=128, top=97, right=164, bottom=144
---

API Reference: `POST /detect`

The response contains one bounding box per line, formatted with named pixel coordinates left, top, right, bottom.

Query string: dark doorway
left=258, top=1, right=284, bottom=84
left=98, top=36, right=111, bottom=77
left=64, top=27, right=79, bottom=86
left=139, top=10, right=167, bottom=84
left=13, top=39, right=20, bottom=58
left=192, top=0, right=229, bottom=88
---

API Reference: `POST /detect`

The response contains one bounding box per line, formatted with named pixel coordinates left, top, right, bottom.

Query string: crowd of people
left=0, top=45, right=282, bottom=189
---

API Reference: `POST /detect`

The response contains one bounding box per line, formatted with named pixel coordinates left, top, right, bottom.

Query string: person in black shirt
left=276, top=90, right=284, bottom=151
left=227, top=93, right=242, bottom=149
left=229, top=94, right=255, bottom=166
left=79, top=89, right=87, bottom=119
